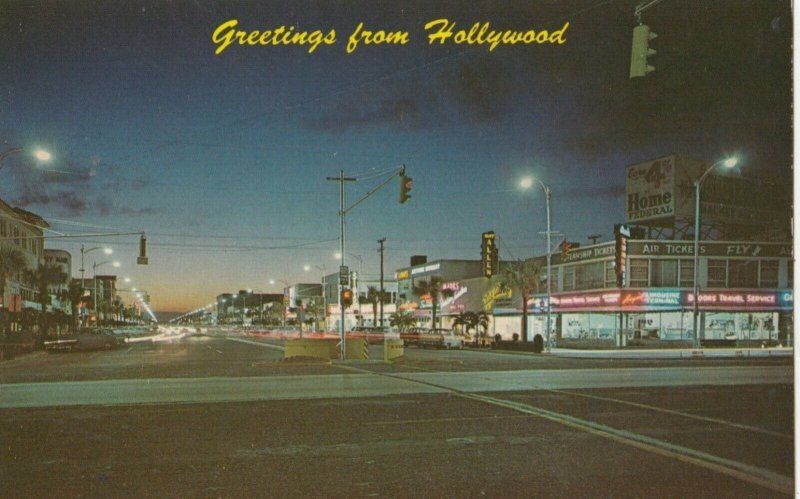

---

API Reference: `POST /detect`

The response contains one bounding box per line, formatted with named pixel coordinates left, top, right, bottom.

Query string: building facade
left=0, top=199, right=48, bottom=313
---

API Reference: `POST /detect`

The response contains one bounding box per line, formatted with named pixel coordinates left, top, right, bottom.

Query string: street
left=0, top=335, right=793, bottom=497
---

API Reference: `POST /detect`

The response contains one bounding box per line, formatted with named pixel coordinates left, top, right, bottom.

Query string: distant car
left=44, top=329, right=125, bottom=353
left=401, top=328, right=462, bottom=349
left=347, top=326, right=392, bottom=344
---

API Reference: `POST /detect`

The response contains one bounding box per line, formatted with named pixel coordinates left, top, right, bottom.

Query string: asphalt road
left=0, top=335, right=793, bottom=498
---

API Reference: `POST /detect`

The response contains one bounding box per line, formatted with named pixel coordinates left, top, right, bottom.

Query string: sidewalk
left=544, top=346, right=793, bottom=359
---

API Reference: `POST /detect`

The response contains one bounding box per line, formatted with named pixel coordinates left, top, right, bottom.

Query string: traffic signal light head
left=399, top=174, right=413, bottom=204
left=341, top=288, right=354, bottom=308
left=630, top=24, right=657, bottom=78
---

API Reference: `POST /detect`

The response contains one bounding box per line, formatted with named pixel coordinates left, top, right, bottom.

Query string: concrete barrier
left=284, top=338, right=337, bottom=360
left=383, top=339, right=404, bottom=362
left=345, top=338, right=369, bottom=360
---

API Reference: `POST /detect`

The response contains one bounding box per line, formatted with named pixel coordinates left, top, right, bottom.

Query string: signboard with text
left=627, top=241, right=792, bottom=258
left=528, top=289, right=792, bottom=313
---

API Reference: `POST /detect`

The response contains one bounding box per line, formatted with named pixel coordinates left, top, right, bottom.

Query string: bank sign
left=625, top=155, right=717, bottom=225
left=626, top=155, right=787, bottom=227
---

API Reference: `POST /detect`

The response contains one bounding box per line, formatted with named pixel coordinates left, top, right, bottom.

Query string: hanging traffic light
left=629, top=24, right=657, bottom=78
left=399, top=174, right=413, bottom=204
left=137, top=234, right=149, bottom=265
left=341, top=288, right=354, bottom=308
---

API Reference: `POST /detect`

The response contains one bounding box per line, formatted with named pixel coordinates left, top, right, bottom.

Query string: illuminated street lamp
left=520, top=176, right=553, bottom=351
left=0, top=147, right=52, bottom=171
left=692, top=156, right=738, bottom=348
left=81, top=246, right=113, bottom=291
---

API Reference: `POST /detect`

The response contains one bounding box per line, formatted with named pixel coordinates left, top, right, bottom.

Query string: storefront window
left=575, top=261, right=604, bottom=290
left=650, top=259, right=677, bottom=287
left=679, top=259, right=694, bottom=287
left=562, top=265, right=575, bottom=291
left=759, top=260, right=779, bottom=288
left=604, top=261, right=616, bottom=288
left=729, top=260, right=758, bottom=288
left=629, top=258, right=648, bottom=287
left=707, top=259, right=727, bottom=288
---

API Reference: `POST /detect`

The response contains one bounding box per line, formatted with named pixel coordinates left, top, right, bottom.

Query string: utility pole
left=326, top=170, right=356, bottom=360
left=378, top=237, right=386, bottom=327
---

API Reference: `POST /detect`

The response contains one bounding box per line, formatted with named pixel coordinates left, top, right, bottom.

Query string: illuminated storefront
left=522, top=239, right=793, bottom=344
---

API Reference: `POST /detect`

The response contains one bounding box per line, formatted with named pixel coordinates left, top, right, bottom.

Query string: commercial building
left=390, top=155, right=794, bottom=346
left=0, top=199, right=48, bottom=314
left=44, top=249, right=72, bottom=313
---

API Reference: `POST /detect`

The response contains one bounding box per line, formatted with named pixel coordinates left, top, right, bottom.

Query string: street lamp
left=81, top=246, right=113, bottom=291
left=520, top=176, right=553, bottom=351
left=0, top=147, right=52, bottom=171
left=692, top=156, right=738, bottom=348
left=92, top=260, right=120, bottom=325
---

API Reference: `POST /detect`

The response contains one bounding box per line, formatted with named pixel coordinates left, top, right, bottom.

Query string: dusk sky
left=1, top=0, right=792, bottom=314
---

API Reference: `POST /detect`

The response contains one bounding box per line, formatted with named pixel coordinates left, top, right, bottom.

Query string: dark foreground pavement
left=1, top=383, right=792, bottom=498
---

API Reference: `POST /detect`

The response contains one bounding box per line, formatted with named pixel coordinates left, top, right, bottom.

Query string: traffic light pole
left=327, top=166, right=407, bottom=360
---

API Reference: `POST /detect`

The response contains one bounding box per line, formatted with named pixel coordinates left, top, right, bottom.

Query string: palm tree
left=389, top=311, right=415, bottom=331
left=500, top=259, right=542, bottom=342
left=0, top=246, right=28, bottom=337
left=25, top=262, right=68, bottom=346
left=412, top=276, right=454, bottom=329
left=60, top=281, right=85, bottom=332
left=475, top=311, right=490, bottom=346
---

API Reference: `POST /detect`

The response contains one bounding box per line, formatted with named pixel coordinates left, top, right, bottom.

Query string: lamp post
left=521, top=176, right=553, bottom=351
left=92, top=260, right=120, bottom=326
left=0, top=147, right=51, bottom=171
left=692, top=157, right=738, bottom=348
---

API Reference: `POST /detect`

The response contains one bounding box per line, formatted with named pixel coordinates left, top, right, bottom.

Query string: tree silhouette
left=412, top=276, right=454, bottom=329
left=500, top=260, right=541, bottom=342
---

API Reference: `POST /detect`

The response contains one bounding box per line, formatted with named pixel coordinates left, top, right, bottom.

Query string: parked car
left=44, top=329, right=126, bottom=353
left=401, top=327, right=463, bottom=349
left=347, top=326, right=392, bottom=344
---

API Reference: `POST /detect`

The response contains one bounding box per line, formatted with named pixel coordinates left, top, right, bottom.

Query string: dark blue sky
left=1, top=0, right=792, bottom=312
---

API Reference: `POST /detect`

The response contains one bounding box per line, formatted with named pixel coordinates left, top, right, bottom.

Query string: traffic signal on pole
left=341, top=288, right=353, bottom=308
left=137, top=234, right=149, bottom=265
left=399, top=174, right=413, bottom=204
left=629, top=24, right=657, bottom=78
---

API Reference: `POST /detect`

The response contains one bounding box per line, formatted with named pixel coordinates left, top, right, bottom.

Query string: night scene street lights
left=81, top=246, right=113, bottom=291
left=0, top=147, right=51, bottom=171
left=692, top=156, right=738, bottom=348
left=520, top=176, right=553, bottom=351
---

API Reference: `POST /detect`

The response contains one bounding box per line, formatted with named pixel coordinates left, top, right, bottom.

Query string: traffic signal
left=399, top=174, right=413, bottom=204
left=629, top=24, right=657, bottom=78
left=560, top=240, right=577, bottom=258
left=341, top=288, right=354, bottom=308
left=137, top=234, right=148, bottom=265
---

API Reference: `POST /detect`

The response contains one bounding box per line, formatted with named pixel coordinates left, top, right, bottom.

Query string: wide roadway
left=0, top=335, right=793, bottom=497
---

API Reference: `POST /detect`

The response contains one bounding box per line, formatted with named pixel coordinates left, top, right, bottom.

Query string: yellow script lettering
left=212, top=19, right=239, bottom=55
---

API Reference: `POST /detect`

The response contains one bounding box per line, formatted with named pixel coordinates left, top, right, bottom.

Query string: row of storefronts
left=393, top=239, right=793, bottom=344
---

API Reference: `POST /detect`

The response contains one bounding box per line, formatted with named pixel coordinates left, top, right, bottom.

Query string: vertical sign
left=481, top=231, right=497, bottom=278
left=615, top=224, right=630, bottom=287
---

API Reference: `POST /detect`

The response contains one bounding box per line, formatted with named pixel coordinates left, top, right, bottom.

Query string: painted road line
left=546, top=388, right=793, bottom=440
left=226, top=337, right=285, bottom=351
left=462, top=392, right=793, bottom=496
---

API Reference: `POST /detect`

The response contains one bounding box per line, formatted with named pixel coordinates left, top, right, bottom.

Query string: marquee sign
left=627, top=241, right=792, bottom=258
left=527, top=289, right=792, bottom=313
